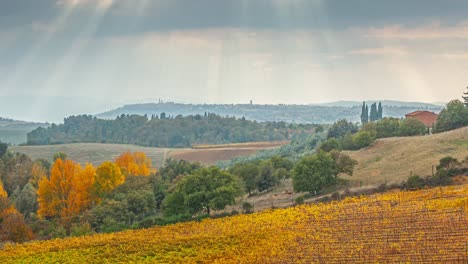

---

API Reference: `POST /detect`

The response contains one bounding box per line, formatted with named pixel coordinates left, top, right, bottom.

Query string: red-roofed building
left=405, top=111, right=438, bottom=128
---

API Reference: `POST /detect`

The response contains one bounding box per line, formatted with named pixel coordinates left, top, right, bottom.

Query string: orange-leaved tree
left=94, top=161, right=124, bottom=200
left=0, top=206, right=33, bottom=243
left=37, top=159, right=96, bottom=219
left=115, top=152, right=152, bottom=176
left=0, top=180, right=7, bottom=198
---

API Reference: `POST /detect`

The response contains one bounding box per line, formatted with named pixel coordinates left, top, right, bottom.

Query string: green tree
left=0, top=142, right=7, bottom=158
left=151, top=174, right=168, bottom=210
left=292, top=152, right=336, bottom=194
left=319, top=138, right=341, bottom=152
left=229, top=162, right=258, bottom=196
left=329, top=151, right=358, bottom=178
left=400, top=118, right=427, bottom=136
left=351, top=130, right=375, bottom=150
left=434, top=100, right=468, bottom=133
left=256, top=160, right=278, bottom=192
left=165, top=167, right=242, bottom=215
left=53, top=152, right=67, bottom=162
left=375, top=118, right=400, bottom=138
left=14, top=183, right=38, bottom=218
left=327, top=119, right=358, bottom=139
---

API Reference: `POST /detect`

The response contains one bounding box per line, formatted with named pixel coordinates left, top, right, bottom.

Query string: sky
left=1, top=0, right=468, bottom=122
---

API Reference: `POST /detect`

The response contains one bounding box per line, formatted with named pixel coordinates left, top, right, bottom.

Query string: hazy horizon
left=1, top=1, right=468, bottom=121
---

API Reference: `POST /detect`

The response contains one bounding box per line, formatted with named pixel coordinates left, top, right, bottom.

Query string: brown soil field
left=192, top=141, right=289, bottom=149
left=171, top=141, right=289, bottom=165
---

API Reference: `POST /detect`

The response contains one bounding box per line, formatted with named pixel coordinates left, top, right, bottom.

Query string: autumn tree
left=0, top=206, right=33, bottom=243
left=94, top=161, right=124, bottom=200
left=0, top=180, right=6, bottom=198
left=37, top=159, right=96, bottom=220
left=30, top=161, right=48, bottom=189
left=115, top=152, right=152, bottom=176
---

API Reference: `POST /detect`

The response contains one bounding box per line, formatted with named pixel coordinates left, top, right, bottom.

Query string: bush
left=70, top=223, right=94, bottom=237
left=295, top=196, right=305, bottom=205
left=330, top=192, right=340, bottom=200
left=351, top=131, right=375, bottom=150
left=400, top=118, right=427, bottom=136
left=242, top=202, right=254, bottom=213
left=319, top=138, right=341, bottom=152
left=406, top=175, right=425, bottom=189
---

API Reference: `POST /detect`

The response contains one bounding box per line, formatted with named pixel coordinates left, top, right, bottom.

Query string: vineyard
left=1, top=185, right=467, bottom=263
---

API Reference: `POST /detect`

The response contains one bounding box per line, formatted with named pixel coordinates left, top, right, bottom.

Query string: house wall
left=406, top=112, right=438, bottom=127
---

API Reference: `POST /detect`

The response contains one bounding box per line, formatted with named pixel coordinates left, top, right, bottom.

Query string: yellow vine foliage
left=115, top=152, right=152, bottom=176
left=3, top=185, right=468, bottom=263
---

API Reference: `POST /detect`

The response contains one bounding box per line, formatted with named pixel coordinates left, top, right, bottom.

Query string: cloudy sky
left=1, top=0, right=468, bottom=121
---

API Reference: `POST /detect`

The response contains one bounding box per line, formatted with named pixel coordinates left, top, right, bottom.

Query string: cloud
left=348, top=47, right=408, bottom=56
left=362, top=21, right=468, bottom=40
left=56, top=0, right=116, bottom=10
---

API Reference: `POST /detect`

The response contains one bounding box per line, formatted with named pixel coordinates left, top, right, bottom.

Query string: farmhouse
left=405, top=111, right=438, bottom=128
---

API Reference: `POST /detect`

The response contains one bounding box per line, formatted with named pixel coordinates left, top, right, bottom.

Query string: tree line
left=27, top=113, right=315, bottom=148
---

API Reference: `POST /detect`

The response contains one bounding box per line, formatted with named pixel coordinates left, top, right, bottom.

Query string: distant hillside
left=97, top=101, right=442, bottom=124
left=0, top=117, right=49, bottom=145
left=344, top=127, right=468, bottom=186
left=313, top=100, right=443, bottom=108
left=26, top=114, right=315, bottom=148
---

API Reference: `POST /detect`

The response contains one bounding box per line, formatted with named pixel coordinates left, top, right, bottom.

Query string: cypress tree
left=377, top=102, right=383, bottom=119
left=369, top=103, right=378, bottom=122
left=360, top=102, right=369, bottom=124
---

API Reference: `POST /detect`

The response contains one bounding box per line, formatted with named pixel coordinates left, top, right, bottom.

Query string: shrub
left=406, top=175, right=425, bottom=189
left=294, top=196, right=305, bottom=205
left=242, top=202, right=254, bottom=213
left=400, top=118, right=427, bottom=136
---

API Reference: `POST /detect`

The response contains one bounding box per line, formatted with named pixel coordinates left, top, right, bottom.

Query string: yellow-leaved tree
left=94, top=161, right=124, bottom=200
left=115, top=152, right=152, bottom=176
left=30, top=161, right=48, bottom=189
left=37, top=159, right=96, bottom=219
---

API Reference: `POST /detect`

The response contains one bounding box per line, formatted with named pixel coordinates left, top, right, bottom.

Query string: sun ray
left=1, top=4, right=77, bottom=95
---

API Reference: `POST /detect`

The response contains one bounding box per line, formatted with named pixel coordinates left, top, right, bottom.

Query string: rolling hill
left=96, top=101, right=443, bottom=124
left=343, top=126, right=468, bottom=186
left=1, top=185, right=466, bottom=263
left=10, top=141, right=286, bottom=168
left=0, top=118, right=48, bottom=145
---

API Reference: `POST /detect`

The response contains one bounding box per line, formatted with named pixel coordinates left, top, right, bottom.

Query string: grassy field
left=11, top=143, right=172, bottom=168
left=344, top=126, right=468, bottom=186
left=11, top=141, right=286, bottom=168
left=1, top=185, right=467, bottom=263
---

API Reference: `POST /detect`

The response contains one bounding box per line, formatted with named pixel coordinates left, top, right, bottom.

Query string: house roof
left=405, top=110, right=437, bottom=117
